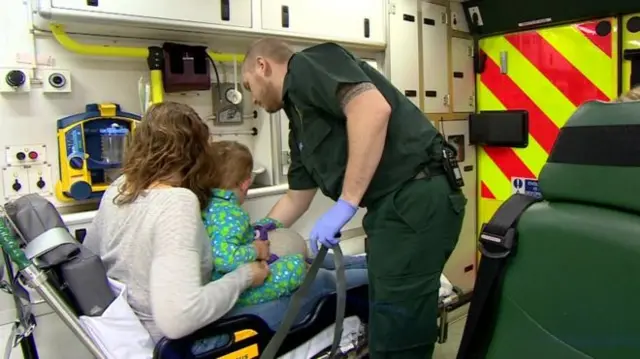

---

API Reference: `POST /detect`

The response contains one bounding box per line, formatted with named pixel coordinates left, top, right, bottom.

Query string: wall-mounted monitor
left=469, top=110, right=529, bottom=148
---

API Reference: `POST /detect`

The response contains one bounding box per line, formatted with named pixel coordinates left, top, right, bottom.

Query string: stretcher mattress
left=279, top=275, right=456, bottom=359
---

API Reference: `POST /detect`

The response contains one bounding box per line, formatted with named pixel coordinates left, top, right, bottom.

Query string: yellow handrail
left=49, top=24, right=245, bottom=62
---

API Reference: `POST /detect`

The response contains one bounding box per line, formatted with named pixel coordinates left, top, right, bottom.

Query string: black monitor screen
left=469, top=110, right=529, bottom=148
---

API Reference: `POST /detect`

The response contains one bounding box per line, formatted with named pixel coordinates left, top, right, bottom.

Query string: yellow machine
left=55, top=103, right=140, bottom=202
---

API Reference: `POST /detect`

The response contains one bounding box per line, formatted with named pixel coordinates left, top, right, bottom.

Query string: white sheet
left=279, top=316, right=363, bottom=359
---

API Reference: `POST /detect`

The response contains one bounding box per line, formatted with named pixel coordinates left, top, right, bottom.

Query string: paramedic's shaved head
left=242, top=38, right=295, bottom=113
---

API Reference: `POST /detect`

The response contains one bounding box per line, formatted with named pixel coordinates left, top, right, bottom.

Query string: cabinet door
left=451, top=37, right=475, bottom=113
left=450, top=0, right=470, bottom=32
left=388, top=0, right=420, bottom=108
left=421, top=2, right=449, bottom=113
left=261, top=0, right=385, bottom=44
left=51, top=0, right=253, bottom=27
left=358, top=0, right=386, bottom=44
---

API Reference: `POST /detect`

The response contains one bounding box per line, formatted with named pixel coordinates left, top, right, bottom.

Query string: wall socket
left=5, top=144, right=48, bottom=166
left=42, top=69, right=72, bottom=93
left=27, top=164, right=53, bottom=196
left=0, top=68, right=31, bottom=94
left=3, top=167, right=30, bottom=200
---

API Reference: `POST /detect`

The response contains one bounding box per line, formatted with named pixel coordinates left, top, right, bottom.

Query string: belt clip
left=478, top=226, right=515, bottom=259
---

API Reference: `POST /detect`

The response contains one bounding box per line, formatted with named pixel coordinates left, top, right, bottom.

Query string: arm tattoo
left=337, top=82, right=376, bottom=110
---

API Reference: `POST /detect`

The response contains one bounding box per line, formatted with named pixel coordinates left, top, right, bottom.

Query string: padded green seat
left=460, top=100, right=640, bottom=359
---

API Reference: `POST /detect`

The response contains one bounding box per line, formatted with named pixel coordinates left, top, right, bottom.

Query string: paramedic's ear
left=255, top=56, right=271, bottom=77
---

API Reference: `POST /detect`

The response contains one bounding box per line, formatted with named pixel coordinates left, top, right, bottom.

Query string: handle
left=281, top=6, right=290, bottom=28
left=220, top=0, right=230, bottom=21
left=363, top=18, right=370, bottom=38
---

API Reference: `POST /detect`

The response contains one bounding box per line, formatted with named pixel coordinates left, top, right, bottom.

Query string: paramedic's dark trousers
left=363, top=174, right=466, bottom=359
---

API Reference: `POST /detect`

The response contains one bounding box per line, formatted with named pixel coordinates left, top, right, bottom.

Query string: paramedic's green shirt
left=283, top=42, right=440, bottom=207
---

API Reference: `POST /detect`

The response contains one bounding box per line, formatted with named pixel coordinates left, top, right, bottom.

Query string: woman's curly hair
left=114, top=102, right=216, bottom=209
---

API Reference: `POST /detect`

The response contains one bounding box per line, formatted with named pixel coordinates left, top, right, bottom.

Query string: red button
left=28, top=151, right=38, bottom=160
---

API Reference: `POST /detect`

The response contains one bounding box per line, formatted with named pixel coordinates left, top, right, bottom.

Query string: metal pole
left=2, top=251, right=39, bottom=359
left=20, top=265, right=108, bottom=359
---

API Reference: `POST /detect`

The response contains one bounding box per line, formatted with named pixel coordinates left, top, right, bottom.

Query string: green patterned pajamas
left=203, top=189, right=306, bottom=307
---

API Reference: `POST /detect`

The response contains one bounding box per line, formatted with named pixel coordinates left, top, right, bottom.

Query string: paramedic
left=241, top=38, right=467, bottom=359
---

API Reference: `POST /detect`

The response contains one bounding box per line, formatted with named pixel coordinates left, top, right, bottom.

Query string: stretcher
left=0, top=194, right=467, bottom=359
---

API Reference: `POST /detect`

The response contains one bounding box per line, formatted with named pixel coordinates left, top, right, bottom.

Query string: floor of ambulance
left=434, top=314, right=466, bottom=359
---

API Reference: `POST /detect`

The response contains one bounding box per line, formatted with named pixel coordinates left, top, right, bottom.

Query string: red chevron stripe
left=575, top=20, right=612, bottom=58
left=480, top=54, right=559, bottom=153
left=505, top=31, right=609, bottom=106
left=483, top=146, right=536, bottom=181
left=480, top=181, right=496, bottom=199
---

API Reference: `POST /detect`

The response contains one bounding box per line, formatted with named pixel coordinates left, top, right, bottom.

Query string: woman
left=85, top=102, right=368, bottom=348
left=84, top=102, right=270, bottom=341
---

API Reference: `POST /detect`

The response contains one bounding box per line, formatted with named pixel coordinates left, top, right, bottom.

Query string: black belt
left=414, top=163, right=445, bottom=180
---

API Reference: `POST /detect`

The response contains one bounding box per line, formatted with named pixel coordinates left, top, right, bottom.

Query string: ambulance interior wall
left=0, top=1, right=481, bottom=357
left=475, top=16, right=625, bottom=236
left=464, top=0, right=640, bottom=36
left=0, top=2, right=381, bottom=357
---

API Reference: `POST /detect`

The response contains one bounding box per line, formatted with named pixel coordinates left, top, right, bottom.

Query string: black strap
left=547, top=125, right=640, bottom=167
left=260, top=244, right=346, bottom=359
left=456, top=194, right=541, bottom=359
left=1, top=251, right=38, bottom=359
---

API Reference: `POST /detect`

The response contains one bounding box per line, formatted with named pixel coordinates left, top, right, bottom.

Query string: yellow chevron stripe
left=476, top=78, right=504, bottom=111
left=480, top=37, right=558, bottom=174
left=477, top=148, right=512, bottom=200
left=538, top=25, right=616, bottom=98
left=482, top=36, right=576, bottom=129
left=622, top=14, right=640, bottom=93
left=476, top=81, right=512, bottom=200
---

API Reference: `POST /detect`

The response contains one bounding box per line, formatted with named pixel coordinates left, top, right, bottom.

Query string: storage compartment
left=451, top=37, right=475, bottom=113
left=388, top=0, right=420, bottom=108
left=46, top=0, right=253, bottom=28
left=421, top=1, right=449, bottom=113
left=261, top=0, right=386, bottom=44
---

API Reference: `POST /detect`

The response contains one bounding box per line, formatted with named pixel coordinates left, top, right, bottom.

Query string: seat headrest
left=4, top=194, right=79, bottom=266
left=539, top=100, right=640, bottom=214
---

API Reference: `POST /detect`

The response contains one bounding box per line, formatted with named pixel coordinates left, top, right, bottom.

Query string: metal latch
left=441, top=12, right=448, bottom=24
left=388, top=3, right=396, bottom=15
left=500, top=51, right=508, bottom=74
left=443, top=94, right=451, bottom=107
left=281, top=150, right=291, bottom=166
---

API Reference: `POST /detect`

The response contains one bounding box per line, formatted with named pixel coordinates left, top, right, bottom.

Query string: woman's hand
left=253, top=240, right=271, bottom=260
left=248, top=261, right=270, bottom=287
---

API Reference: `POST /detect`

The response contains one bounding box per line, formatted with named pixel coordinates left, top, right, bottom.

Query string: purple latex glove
left=309, top=199, right=357, bottom=255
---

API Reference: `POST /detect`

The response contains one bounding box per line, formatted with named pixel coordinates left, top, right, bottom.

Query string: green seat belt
left=260, top=244, right=346, bottom=359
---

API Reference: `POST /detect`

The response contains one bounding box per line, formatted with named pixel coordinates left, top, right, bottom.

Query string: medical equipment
left=55, top=103, right=140, bottom=202
left=162, top=43, right=211, bottom=93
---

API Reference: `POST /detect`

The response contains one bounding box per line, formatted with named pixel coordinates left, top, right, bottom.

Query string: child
left=203, top=140, right=307, bottom=306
